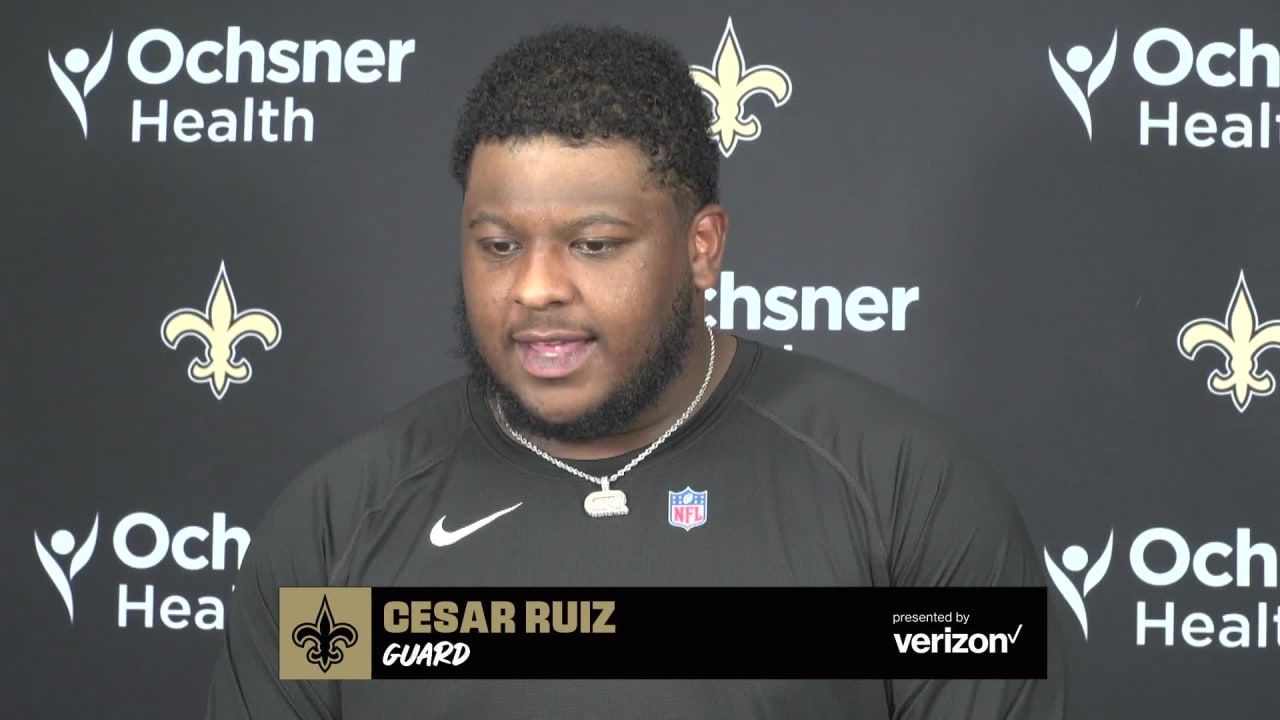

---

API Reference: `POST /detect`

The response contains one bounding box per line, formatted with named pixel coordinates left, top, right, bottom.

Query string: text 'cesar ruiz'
left=384, top=600, right=617, bottom=634
left=380, top=600, right=617, bottom=667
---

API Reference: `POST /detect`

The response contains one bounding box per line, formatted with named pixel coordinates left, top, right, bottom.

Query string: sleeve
left=203, top=472, right=346, bottom=719
left=878, top=429, right=1070, bottom=720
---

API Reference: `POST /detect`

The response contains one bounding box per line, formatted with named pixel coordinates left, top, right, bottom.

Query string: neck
left=494, top=330, right=737, bottom=461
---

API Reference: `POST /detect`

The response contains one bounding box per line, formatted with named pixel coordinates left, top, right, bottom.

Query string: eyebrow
left=467, top=211, right=633, bottom=233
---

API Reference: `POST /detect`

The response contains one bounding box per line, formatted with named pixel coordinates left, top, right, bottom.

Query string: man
left=205, top=23, right=1068, bottom=719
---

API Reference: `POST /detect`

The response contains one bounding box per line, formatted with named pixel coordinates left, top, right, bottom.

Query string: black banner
left=281, top=586, right=1048, bottom=680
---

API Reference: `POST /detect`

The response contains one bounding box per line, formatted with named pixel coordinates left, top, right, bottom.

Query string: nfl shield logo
left=668, top=487, right=707, bottom=530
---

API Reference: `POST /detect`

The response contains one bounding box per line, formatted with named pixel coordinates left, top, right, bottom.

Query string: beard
left=452, top=272, right=698, bottom=444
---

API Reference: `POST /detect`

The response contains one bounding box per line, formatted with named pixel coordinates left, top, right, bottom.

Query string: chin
left=516, top=390, right=597, bottom=425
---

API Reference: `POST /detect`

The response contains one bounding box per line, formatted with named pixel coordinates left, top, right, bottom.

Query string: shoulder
left=736, top=339, right=981, bottom=471
left=291, top=374, right=473, bottom=503
left=736, top=340, right=1035, bottom=583
left=243, top=375, right=473, bottom=581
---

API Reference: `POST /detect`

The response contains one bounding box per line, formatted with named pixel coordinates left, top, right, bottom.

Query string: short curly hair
left=449, top=23, right=719, bottom=227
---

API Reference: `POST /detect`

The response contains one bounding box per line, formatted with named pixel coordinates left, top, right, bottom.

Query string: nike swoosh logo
left=429, top=502, right=523, bottom=547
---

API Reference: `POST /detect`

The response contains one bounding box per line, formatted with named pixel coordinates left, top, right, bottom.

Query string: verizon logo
left=894, top=624, right=1024, bottom=654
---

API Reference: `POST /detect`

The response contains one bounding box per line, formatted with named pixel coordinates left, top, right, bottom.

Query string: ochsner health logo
left=48, top=33, right=115, bottom=138
left=1047, top=526, right=1280, bottom=649
left=34, top=515, right=101, bottom=622
left=1051, top=27, right=1280, bottom=148
left=35, top=511, right=249, bottom=631
left=48, top=26, right=416, bottom=143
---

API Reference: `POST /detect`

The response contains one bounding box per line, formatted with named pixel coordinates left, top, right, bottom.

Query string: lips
left=514, top=336, right=596, bottom=379
left=512, top=331, right=593, bottom=343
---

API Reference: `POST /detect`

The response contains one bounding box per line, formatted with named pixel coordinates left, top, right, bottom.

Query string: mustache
left=505, top=318, right=598, bottom=339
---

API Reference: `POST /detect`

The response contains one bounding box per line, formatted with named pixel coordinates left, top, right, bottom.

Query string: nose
left=511, top=242, right=575, bottom=310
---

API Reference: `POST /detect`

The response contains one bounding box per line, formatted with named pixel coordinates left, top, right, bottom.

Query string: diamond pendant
left=584, top=481, right=628, bottom=518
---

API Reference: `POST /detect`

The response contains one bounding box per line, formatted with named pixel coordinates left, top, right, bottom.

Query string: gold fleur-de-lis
left=160, top=261, right=282, bottom=400
left=1178, top=271, right=1280, bottom=412
left=291, top=595, right=359, bottom=673
left=690, top=17, right=792, bottom=157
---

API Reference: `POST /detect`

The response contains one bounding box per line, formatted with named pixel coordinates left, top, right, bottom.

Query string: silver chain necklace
left=495, top=323, right=716, bottom=518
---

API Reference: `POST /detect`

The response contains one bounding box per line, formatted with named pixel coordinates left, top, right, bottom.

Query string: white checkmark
left=429, top=502, right=523, bottom=547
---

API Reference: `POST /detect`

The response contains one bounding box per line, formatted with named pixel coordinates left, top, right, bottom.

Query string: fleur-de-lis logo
left=1178, top=270, right=1280, bottom=413
left=160, top=261, right=282, bottom=400
left=690, top=17, right=792, bottom=157
left=291, top=595, right=359, bottom=673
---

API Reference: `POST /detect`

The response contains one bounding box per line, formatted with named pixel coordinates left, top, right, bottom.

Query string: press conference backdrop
left=5, top=0, right=1280, bottom=716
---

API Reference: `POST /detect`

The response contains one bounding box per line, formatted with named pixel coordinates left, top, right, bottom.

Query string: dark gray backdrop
left=5, top=0, right=1279, bottom=717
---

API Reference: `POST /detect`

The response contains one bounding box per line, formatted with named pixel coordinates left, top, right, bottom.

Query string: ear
left=687, top=204, right=729, bottom=292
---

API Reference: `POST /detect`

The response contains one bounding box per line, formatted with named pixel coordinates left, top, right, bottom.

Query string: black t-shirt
left=204, top=336, right=1068, bottom=719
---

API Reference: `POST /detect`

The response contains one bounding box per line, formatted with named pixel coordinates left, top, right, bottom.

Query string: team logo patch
left=668, top=487, right=708, bottom=530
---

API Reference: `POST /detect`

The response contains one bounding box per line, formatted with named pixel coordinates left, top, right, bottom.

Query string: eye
left=482, top=239, right=521, bottom=256
left=574, top=239, right=620, bottom=256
